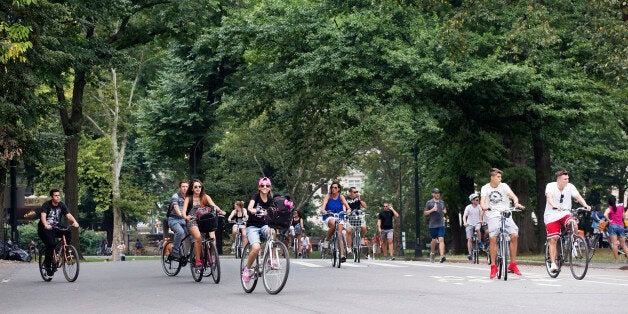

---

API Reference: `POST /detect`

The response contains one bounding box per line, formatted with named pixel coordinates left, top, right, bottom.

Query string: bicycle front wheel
left=240, top=243, right=258, bottom=293
left=62, top=245, right=80, bottom=282
left=38, top=248, right=52, bottom=282
left=191, top=250, right=203, bottom=282
left=209, top=242, right=220, bottom=283
left=544, top=240, right=560, bottom=278
left=161, top=241, right=182, bottom=276
left=569, top=235, right=589, bottom=280
left=262, top=241, right=290, bottom=295
left=585, top=234, right=598, bottom=262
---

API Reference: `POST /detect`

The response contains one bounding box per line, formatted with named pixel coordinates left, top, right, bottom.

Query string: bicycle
left=544, top=207, right=589, bottom=280
left=38, top=226, right=79, bottom=282
left=346, top=210, right=366, bottom=263
left=493, top=207, right=521, bottom=281
left=326, top=213, right=347, bottom=268
left=161, top=233, right=192, bottom=276
left=289, top=226, right=300, bottom=259
left=228, top=219, right=247, bottom=259
left=190, top=211, right=221, bottom=283
left=470, top=222, right=483, bottom=264
left=240, top=206, right=291, bottom=294
left=585, top=222, right=610, bottom=262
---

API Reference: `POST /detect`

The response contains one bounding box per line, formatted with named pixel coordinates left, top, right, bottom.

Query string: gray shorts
left=465, top=224, right=480, bottom=239
left=380, top=229, right=393, bottom=241
left=487, top=215, right=518, bottom=237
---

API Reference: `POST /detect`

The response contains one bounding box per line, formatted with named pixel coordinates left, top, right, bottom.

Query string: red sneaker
left=508, top=262, right=522, bottom=276
left=490, top=265, right=497, bottom=279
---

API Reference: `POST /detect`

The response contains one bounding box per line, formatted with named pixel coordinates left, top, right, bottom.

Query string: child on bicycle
left=242, top=177, right=273, bottom=282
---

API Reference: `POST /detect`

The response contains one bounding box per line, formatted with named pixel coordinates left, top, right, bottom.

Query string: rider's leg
left=325, top=218, right=335, bottom=241
left=548, top=236, right=559, bottom=264
left=189, top=226, right=202, bottom=263
left=509, top=233, right=518, bottom=263
left=489, top=236, right=497, bottom=266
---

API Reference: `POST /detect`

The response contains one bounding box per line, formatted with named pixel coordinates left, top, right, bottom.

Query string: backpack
left=268, top=195, right=294, bottom=229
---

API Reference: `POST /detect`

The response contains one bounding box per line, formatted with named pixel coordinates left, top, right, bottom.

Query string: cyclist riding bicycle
left=167, top=181, right=189, bottom=261
left=37, top=189, right=79, bottom=276
left=320, top=181, right=351, bottom=262
left=544, top=170, right=591, bottom=273
left=242, top=177, right=274, bottom=283
left=463, top=193, right=483, bottom=261
left=345, top=187, right=367, bottom=254
left=480, top=168, right=525, bottom=279
left=228, top=200, right=249, bottom=251
left=182, top=179, right=225, bottom=268
left=286, top=211, right=304, bottom=254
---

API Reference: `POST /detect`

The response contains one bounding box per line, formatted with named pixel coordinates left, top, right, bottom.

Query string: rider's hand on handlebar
left=72, top=221, right=79, bottom=228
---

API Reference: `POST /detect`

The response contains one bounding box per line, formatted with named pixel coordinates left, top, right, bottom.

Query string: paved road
left=1, top=257, right=627, bottom=313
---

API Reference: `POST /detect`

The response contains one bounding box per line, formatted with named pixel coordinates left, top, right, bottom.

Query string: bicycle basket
left=347, top=214, right=363, bottom=228
left=197, top=210, right=218, bottom=233
left=267, top=206, right=291, bottom=229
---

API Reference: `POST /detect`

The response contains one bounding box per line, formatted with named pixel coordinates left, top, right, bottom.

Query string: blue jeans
left=168, top=217, right=187, bottom=256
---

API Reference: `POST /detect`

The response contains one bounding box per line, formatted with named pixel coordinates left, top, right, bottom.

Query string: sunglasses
left=473, top=198, right=479, bottom=201
left=560, top=194, right=564, bottom=204
left=259, top=185, right=271, bottom=188
left=193, top=185, right=202, bottom=189
left=331, top=186, right=339, bottom=189
left=352, top=190, right=359, bottom=193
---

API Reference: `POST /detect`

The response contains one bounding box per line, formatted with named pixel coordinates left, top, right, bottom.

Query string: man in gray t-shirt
left=424, top=188, right=447, bottom=263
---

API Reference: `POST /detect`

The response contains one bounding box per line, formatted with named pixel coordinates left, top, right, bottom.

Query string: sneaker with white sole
left=549, top=262, right=559, bottom=273
left=429, top=252, right=435, bottom=263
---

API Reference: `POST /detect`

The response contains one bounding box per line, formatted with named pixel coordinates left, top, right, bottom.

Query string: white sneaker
left=549, top=263, right=559, bottom=273
left=321, top=241, right=328, bottom=249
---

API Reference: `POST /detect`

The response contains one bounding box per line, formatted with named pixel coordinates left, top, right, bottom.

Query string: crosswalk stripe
left=291, top=261, right=323, bottom=268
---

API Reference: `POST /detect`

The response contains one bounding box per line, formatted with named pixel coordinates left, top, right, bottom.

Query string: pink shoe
left=195, top=260, right=202, bottom=267
left=242, top=268, right=251, bottom=282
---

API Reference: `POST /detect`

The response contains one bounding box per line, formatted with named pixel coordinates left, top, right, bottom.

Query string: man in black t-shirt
left=377, top=203, right=399, bottom=260
left=38, top=189, right=79, bottom=275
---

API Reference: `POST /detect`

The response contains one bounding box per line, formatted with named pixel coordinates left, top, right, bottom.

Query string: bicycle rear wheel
left=240, top=243, right=259, bottom=293
left=472, top=238, right=479, bottom=264
left=161, top=241, right=182, bottom=276
left=335, top=232, right=342, bottom=268
left=61, top=245, right=79, bottom=282
left=38, top=248, right=52, bottom=282
left=544, top=240, right=560, bottom=278
left=569, top=235, right=589, bottom=280
left=235, top=235, right=242, bottom=259
left=209, top=242, right=220, bottom=283
left=263, top=241, right=290, bottom=294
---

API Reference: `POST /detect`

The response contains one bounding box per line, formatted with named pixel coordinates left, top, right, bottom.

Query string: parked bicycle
left=495, top=208, right=521, bottom=281
left=240, top=206, right=291, bottom=294
left=38, top=226, right=79, bottom=282
left=544, top=207, right=589, bottom=280
left=585, top=221, right=611, bottom=262
left=346, top=210, right=366, bottom=263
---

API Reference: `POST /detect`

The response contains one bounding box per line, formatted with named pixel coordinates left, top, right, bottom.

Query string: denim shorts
left=608, top=224, right=626, bottom=237
left=246, top=225, right=269, bottom=245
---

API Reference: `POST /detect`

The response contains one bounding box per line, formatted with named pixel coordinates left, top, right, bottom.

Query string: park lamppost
left=413, top=144, right=422, bottom=257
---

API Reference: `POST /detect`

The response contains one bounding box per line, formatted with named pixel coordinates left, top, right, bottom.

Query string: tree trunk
left=58, top=69, right=87, bottom=255
left=0, top=162, right=6, bottom=245
left=507, top=134, right=535, bottom=254
left=533, top=132, right=552, bottom=252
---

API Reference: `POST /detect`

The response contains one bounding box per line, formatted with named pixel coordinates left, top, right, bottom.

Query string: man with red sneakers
left=480, top=168, right=525, bottom=278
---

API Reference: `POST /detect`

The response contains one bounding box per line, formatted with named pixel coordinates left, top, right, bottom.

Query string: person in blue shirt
left=320, top=181, right=351, bottom=262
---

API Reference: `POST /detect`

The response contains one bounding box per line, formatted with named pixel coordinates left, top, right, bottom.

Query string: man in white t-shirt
left=463, top=193, right=483, bottom=260
left=480, top=168, right=525, bottom=279
left=544, top=170, right=591, bottom=273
